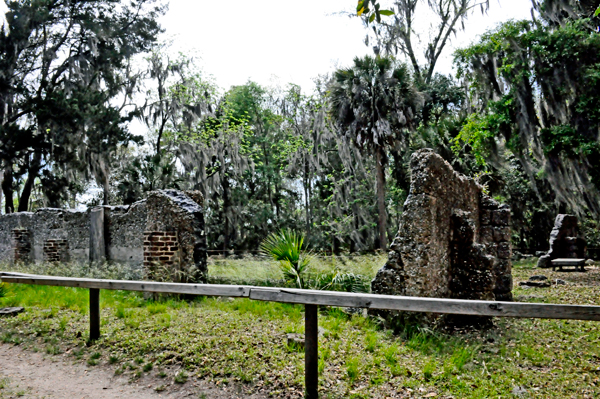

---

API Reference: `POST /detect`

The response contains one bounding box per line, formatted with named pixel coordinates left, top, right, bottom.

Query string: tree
left=356, top=0, right=395, bottom=24
left=141, top=48, right=216, bottom=155
left=362, top=0, right=489, bottom=85
left=329, top=55, right=419, bottom=249
left=0, top=0, right=165, bottom=212
left=454, top=1, right=600, bottom=218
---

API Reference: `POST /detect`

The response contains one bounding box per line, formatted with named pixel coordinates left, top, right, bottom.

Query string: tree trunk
left=18, top=152, right=43, bottom=212
left=303, top=155, right=311, bottom=238
left=222, top=173, right=231, bottom=254
left=102, top=178, right=110, bottom=206
left=2, top=165, right=14, bottom=214
left=18, top=171, right=35, bottom=212
left=0, top=169, right=3, bottom=214
left=375, top=146, right=388, bottom=250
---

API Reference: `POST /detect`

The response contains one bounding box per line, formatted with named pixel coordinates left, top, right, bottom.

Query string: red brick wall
left=43, top=239, right=69, bottom=263
left=143, top=231, right=179, bottom=271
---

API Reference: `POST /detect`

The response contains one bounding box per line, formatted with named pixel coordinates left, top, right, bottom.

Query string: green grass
left=207, top=254, right=386, bottom=285
left=1, top=257, right=600, bottom=398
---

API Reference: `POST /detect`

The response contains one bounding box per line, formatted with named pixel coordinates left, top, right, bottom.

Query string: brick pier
left=143, top=232, right=180, bottom=279
left=43, top=239, right=70, bottom=263
left=12, top=228, right=32, bottom=263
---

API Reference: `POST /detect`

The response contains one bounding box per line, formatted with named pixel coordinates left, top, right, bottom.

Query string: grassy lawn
left=1, top=257, right=599, bottom=398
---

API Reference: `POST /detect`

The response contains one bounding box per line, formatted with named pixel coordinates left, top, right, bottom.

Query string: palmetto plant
left=311, top=270, right=369, bottom=293
left=260, top=229, right=312, bottom=289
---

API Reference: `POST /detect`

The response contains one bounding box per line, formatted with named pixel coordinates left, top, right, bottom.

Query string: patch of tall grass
left=208, top=253, right=386, bottom=282
left=1, top=259, right=142, bottom=280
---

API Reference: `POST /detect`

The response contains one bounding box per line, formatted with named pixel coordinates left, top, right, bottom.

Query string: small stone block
left=480, top=210, right=492, bottom=225
left=493, top=227, right=511, bottom=242
left=498, top=242, right=511, bottom=259
left=492, top=209, right=510, bottom=226
left=286, top=333, right=305, bottom=349
left=0, top=307, right=24, bottom=317
left=480, top=226, right=494, bottom=242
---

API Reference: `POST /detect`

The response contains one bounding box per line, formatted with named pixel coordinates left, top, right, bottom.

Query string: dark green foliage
left=454, top=11, right=600, bottom=218
left=310, top=270, right=369, bottom=293
left=0, top=0, right=165, bottom=210
left=114, top=152, right=184, bottom=205
left=329, top=55, right=419, bottom=249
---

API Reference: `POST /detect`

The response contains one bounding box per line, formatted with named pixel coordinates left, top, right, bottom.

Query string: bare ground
left=0, top=343, right=267, bottom=399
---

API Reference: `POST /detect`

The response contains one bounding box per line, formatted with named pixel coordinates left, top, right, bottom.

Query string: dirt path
left=0, top=343, right=267, bottom=399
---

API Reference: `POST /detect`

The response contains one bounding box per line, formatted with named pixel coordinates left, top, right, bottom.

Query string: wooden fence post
left=89, top=288, right=100, bottom=341
left=305, top=304, right=318, bottom=399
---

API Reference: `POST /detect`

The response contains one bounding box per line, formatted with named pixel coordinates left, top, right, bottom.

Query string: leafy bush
left=309, top=270, right=369, bottom=293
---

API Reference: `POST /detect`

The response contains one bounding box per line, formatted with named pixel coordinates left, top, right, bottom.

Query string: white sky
left=0, top=0, right=534, bottom=91
left=160, top=0, right=534, bottom=92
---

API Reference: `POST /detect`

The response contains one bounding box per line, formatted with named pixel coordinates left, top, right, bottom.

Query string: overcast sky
left=159, top=0, right=534, bottom=92
left=0, top=0, right=534, bottom=91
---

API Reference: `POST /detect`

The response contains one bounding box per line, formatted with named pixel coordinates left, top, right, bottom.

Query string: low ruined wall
left=105, top=203, right=147, bottom=266
left=372, top=149, right=513, bottom=311
left=0, top=210, right=89, bottom=264
left=0, top=190, right=206, bottom=282
left=0, top=205, right=145, bottom=267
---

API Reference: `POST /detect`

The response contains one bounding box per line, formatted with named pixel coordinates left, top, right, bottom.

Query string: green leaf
left=369, top=13, right=376, bottom=23
left=595, top=6, right=600, bottom=17
left=356, top=0, right=364, bottom=12
left=378, top=10, right=394, bottom=16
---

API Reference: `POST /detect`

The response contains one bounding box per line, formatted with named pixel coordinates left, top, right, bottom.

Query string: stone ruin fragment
left=536, top=214, right=586, bottom=269
left=371, top=149, right=513, bottom=325
left=144, top=190, right=207, bottom=283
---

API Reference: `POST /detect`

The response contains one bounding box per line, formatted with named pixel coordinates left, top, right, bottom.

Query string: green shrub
left=345, top=357, right=361, bottom=383
left=310, top=270, right=369, bottom=292
left=260, top=229, right=312, bottom=288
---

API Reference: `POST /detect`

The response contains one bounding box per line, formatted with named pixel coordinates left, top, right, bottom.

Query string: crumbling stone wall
left=0, top=190, right=206, bottom=283
left=372, top=149, right=513, bottom=316
left=537, top=214, right=586, bottom=268
left=105, top=202, right=147, bottom=265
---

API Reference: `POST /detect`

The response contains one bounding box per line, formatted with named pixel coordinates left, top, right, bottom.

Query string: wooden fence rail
left=2, top=271, right=600, bottom=398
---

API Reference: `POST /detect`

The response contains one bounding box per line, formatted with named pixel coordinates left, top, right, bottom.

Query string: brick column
left=43, top=239, right=70, bottom=263
left=143, top=231, right=180, bottom=280
left=12, top=228, right=32, bottom=263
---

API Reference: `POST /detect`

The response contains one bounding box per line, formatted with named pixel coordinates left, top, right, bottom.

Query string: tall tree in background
left=0, top=0, right=165, bottom=212
left=329, top=55, right=419, bottom=249
left=362, top=0, right=489, bottom=85
left=454, top=0, right=600, bottom=218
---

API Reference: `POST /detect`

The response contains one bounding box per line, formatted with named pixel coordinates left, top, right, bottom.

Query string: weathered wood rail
left=2, top=271, right=600, bottom=398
